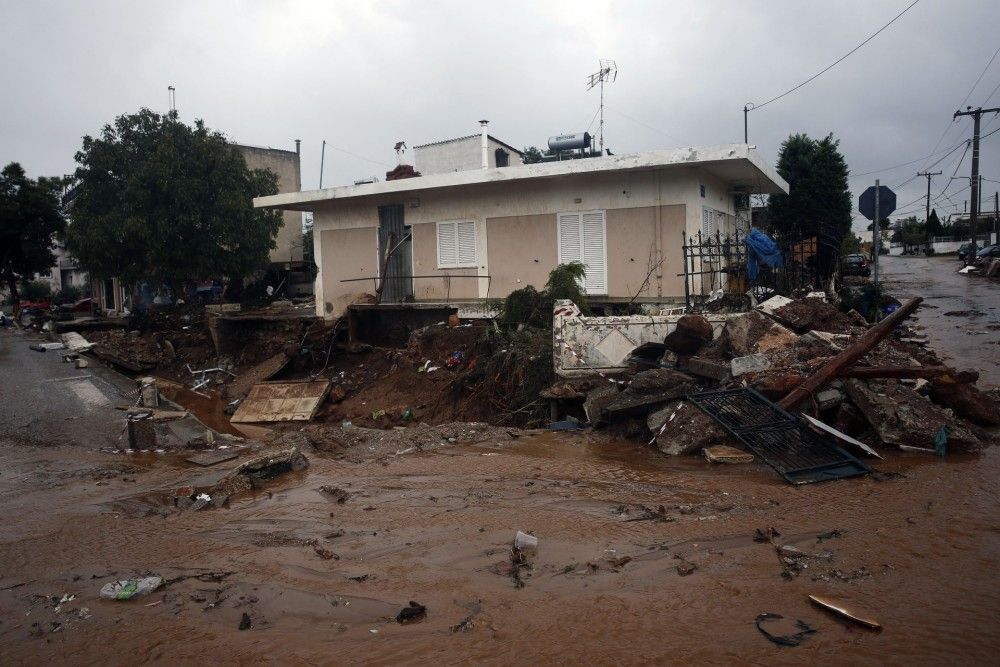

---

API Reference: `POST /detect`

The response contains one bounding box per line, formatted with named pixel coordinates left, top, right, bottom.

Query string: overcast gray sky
left=2, top=0, right=998, bottom=232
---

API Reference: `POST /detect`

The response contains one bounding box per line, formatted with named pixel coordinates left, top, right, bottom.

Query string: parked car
left=958, top=242, right=977, bottom=261
left=974, top=244, right=1000, bottom=265
left=843, top=253, right=871, bottom=277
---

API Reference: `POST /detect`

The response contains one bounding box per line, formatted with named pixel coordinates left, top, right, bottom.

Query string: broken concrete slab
left=801, top=330, right=851, bottom=350
left=650, top=402, right=730, bottom=456
left=682, top=356, right=732, bottom=382
left=60, top=332, right=94, bottom=353
left=757, top=295, right=794, bottom=317
left=210, top=447, right=309, bottom=496
left=814, top=388, right=844, bottom=411
left=927, top=381, right=1000, bottom=426
left=720, top=310, right=797, bottom=357
left=731, top=353, right=772, bottom=377
left=843, top=379, right=982, bottom=450
left=626, top=368, right=693, bottom=394
left=583, top=385, right=620, bottom=426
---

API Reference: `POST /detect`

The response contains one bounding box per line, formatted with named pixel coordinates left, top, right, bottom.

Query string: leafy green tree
left=766, top=133, right=852, bottom=243
left=0, top=162, right=67, bottom=309
left=68, top=109, right=281, bottom=288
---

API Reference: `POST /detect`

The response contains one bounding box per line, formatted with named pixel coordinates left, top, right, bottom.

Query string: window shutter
left=701, top=206, right=715, bottom=238
left=581, top=211, right=606, bottom=294
left=457, top=221, right=477, bottom=265
left=438, top=222, right=458, bottom=267
left=558, top=212, right=582, bottom=264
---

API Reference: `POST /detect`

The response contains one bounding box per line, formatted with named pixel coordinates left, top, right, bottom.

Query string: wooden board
left=230, top=380, right=331, bottom=423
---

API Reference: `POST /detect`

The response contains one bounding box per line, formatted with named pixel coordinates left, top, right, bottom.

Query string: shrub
left=498, top=262, right=591, bottom=328
left=53, top=284, right=83, bottom=305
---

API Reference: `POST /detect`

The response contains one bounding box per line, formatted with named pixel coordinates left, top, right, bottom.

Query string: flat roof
left=255, top=143, right=789, bottom=211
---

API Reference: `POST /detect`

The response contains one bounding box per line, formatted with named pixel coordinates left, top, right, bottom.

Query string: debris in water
left=319, top=486, right=351, bottom=504
left=396, top=601, right=427, bottom=624
left=514, top=531, right=538, bottom=551
left=703, top=445, right=754, bottom=464
left=238, top=612, right=252, bottom=630
left=755, top=612, right=817, bottom=647
left=808, top=595, right=882, bottom=631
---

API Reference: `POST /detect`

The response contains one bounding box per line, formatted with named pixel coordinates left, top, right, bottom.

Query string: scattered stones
left=663, top=314, right=714, bottom=356
left=396, top=601, right=427, bottom=624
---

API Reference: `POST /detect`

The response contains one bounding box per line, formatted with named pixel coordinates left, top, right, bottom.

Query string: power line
left=958, top=45, right=1000, bottom=110
left=853, top=139, right=966, bottom=177
left=749, top=0, right=920, bottom=111
left=606, top=107, right=686, bottom=145
left=919, top=45, right=1000, bottom=172
left=326, top=144, right=391, bottom=168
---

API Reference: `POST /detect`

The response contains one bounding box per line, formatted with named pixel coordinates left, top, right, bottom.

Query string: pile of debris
left=567, top=293, right=998, bottom=482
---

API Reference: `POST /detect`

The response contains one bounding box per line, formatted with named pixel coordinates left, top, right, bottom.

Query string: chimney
left=479, top=119, right=489, bottom=169
left=294, top=139, right=301, bottom=156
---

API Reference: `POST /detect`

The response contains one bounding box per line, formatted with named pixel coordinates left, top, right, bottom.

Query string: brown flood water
left=1, top=425, right=999, bottom=665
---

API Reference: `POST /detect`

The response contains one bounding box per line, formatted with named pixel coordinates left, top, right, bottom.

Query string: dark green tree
left=925, top=208, right=942, bottom=238
left=522, top=146, right=548, bottom=164
left=766, top=133, right=852, bottom=243
left=0, top=162, right=67, bottom=309
left=68, top=109, right=281, bottom=288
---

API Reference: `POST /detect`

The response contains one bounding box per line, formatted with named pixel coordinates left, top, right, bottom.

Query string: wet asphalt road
left=879, top=254, right=1000, bottom=386
left=0, top=328, right=134, bottom=449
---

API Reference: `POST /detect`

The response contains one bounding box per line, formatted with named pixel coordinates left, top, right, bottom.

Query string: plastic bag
left=100, top=575, right=164, bottom=601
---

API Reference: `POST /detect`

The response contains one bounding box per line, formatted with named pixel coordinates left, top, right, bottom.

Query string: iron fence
left=680, top=229, right=826, bottom=312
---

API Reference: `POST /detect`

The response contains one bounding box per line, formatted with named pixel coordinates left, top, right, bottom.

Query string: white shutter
left=581, top=211, right=607, bottom=294
left=557, top=212, right=582, bottom=264
left=558, top=211, right=606, bottom=295
left=456, top=221, right=477, bottom=265
left=701, top=206, right=715, bottom=238
left=437, top=222, right=458, bottom=267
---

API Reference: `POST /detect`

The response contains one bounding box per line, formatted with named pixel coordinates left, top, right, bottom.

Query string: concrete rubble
left=574, top=290, right=998, bottom=462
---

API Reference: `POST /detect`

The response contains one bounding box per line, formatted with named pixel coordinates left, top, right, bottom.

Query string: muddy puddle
left=155, top=379, right=247, bottom=437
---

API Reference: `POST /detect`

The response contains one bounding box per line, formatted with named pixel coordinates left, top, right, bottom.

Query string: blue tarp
left=744, top=228, right=783, bottom=280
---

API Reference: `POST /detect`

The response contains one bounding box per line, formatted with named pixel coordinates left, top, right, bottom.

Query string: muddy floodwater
left=881, top=254, right=1000, bottom=386
left=1, top=260, right=1000, bottom=664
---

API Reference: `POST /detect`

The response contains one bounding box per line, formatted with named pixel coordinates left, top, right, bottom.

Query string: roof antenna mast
left=587, top=59, right=617, bottom=154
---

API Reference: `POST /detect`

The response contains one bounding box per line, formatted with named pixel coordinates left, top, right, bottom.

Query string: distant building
left=232, top=142, right=305, bottom=268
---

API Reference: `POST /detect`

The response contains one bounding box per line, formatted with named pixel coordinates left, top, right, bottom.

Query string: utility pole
left=873, top=179, right=880, bottom=291
left=953, top=106, right=1000, bottom=252
left=917, top=171, right=942, bottom=223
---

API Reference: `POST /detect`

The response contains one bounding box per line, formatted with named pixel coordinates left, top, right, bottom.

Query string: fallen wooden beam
left=840, top=365, right=978, bottom=383
left=778, top=298, right=922, bottom=411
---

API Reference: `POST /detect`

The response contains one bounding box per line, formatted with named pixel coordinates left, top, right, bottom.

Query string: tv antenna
left=587, top=59, right=617, bottom=154
left=167, top=85, right=176, bottom=114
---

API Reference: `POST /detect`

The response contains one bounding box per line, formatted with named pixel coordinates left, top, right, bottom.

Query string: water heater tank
left=547, top=132, right=592, bottom=152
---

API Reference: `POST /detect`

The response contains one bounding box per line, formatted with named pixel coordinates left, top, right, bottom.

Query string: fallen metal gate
left=687, top=388, right=870, bottom=485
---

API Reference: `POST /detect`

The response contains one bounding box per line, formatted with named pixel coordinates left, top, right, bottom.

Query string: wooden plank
left=777, top=298, right=922, bottom=411
left=230, top=380, right=331, bottom=423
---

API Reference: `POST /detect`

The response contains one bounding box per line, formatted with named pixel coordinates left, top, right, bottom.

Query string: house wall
left=311, top=165, right=728, bottom=317
left=235, top=144, right=304, bottom=265
left=414, top=137, right=522, bottom=174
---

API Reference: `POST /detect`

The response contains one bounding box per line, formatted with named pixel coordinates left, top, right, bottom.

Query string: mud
left=0, top=429, right=997, bottom=663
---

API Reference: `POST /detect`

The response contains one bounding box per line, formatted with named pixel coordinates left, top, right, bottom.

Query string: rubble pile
left=577, top=293, right=998, bottom=465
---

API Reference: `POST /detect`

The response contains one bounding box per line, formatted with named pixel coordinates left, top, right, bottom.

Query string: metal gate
left=377, top=204, right=413, bottom=303
left=687, top=387, right=870, bottom=485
